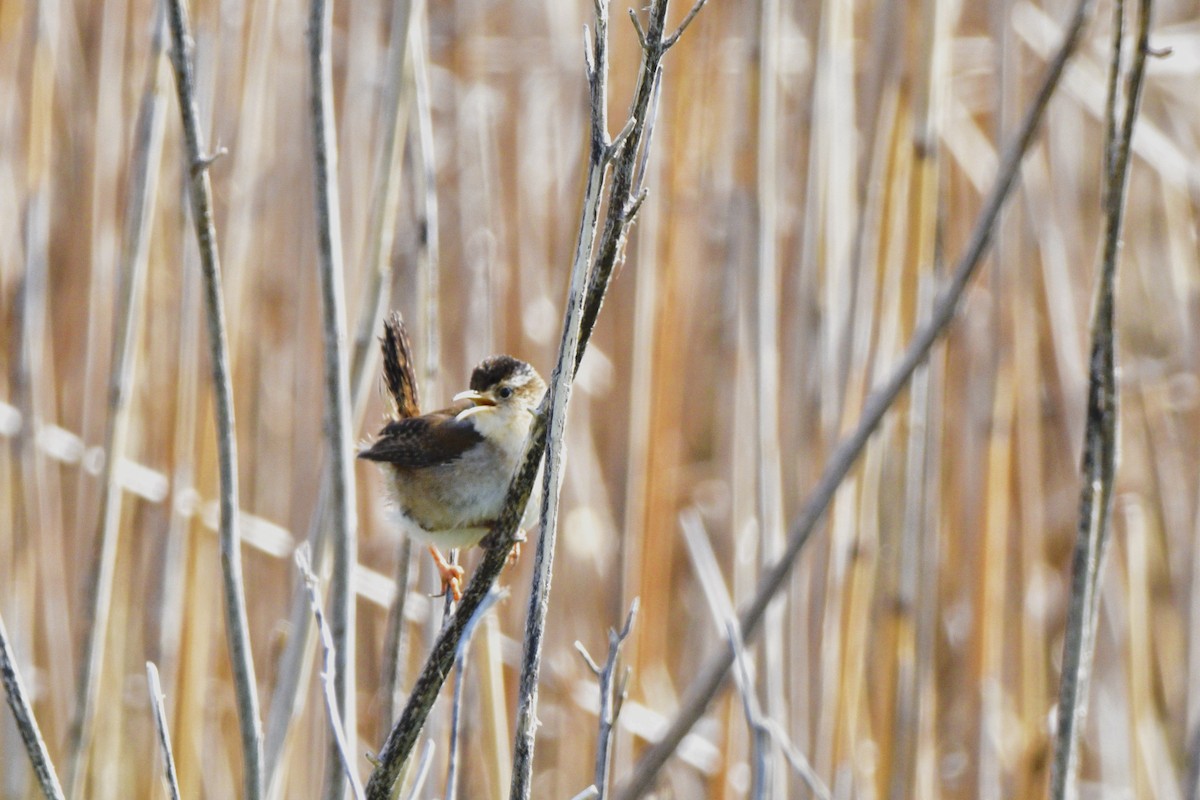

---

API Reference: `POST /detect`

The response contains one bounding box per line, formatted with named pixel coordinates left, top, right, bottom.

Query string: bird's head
left=452, top=355, right=546, bottom=418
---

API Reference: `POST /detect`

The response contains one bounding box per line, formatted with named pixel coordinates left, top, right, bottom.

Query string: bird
left=358, top=313, right=546, bottom=601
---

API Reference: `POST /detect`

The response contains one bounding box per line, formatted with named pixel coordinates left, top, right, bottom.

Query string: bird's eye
left=498, top=386, right=513, bottom=399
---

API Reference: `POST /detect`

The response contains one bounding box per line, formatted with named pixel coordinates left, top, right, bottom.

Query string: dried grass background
left=2, top=0, right=1200, bottom=798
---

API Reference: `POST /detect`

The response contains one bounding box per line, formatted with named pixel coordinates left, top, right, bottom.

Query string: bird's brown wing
left=357, top=406, right=482, bottom=468
left=382, top=311, right=420, bottom=419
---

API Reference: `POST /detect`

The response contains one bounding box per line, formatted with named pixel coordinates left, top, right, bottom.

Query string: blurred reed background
left=2, top=0, right=1199, bottom=798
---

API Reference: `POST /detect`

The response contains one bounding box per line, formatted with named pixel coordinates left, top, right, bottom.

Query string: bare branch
left=264, top=0, right=418, bottom=770
left=663, top=0, right=710, bottom=49
left=189, top=144, right=227, bottom=175
left=296, top=546, right=366, bottom=800
left=145, top=663, right=182, bottom=800
left=1, top=614, right=65, bottom=800
left=606, top=116, right=636, bottom=163
left=164, top=1, right=264, bottom=796
left=575, top=642, right=603, bottom=676
left=1049, top=0, right=1152, bottom=797
left=584, top=599, right=640, bottom=800
left=628, top=8, right=647, bottom=50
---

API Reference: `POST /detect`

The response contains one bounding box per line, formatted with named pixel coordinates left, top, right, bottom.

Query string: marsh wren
left=358, top=314, right=545, bottom=601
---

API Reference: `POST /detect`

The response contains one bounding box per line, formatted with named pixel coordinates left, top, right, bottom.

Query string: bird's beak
left=452, top=389, right=496, bottom=407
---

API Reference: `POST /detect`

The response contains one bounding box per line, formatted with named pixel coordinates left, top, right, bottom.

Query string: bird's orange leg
left=505, top=541, right=521, bottom=568
left=428, top=545, right=465, bottom=602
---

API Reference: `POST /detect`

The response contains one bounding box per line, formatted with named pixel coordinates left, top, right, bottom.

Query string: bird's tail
left=382, top=311, right=421, bottom=419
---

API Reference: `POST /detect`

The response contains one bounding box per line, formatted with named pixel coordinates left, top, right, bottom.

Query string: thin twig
left=307, top=0, right=360, bottom=796
left=508, top=0, right=622, bottom=793
left=380, top=538, right=415, bottom=738
left=145, top=663, right=182, bottom=800
left=163, top=2, right=264, bottom=797
left=725, top=621, right=771, bottom=800
left=662, top=0, right=709, bottom=49
left=264, top=1, right=419, bottom=780
left=575, top=600, right=639, bottom=800
left=66, top=7, right=169, bottom=794
left=1, top=613, right=66, bottom=800
left=296, top=546, right=367, bottom=800
left=679, top=511, right=830, bottom=800
left=445, top=588, right=506, bottom=800
left=400, top=740, right=436, bottom=800
left=1049, top=1, right=1151, bottom=797
left=615, top=0, right=1098, bottom=793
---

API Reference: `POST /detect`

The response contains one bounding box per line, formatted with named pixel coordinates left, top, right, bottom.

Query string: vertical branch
left=573, top=599, right=638, bottom=800
left=1048, top=1, right=1151, bottom=797
left=508, top=0, right=621, bottom=794
left=66, top=7, right=169, bottom=794
left=1, top=613, right=65, bottom=800
left=145, top=663, right=182, bottom=800
left=296, top=548, right=367, bottom=800
left=307, top=1, right=359, bottom=798
left=163, top=2, right=264, bottom=798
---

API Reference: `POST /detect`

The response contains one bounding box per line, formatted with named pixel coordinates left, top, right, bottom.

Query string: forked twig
left=574, top=599, right=639, bottom=800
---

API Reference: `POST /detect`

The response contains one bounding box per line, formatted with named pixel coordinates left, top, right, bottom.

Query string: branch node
left=575, top=641, right=602, bottom=676
left=628, top=8, right=647, bottom=50
left=584, top=25, right=596, bottom=78
left=623, top=187, right=649, bottom=223
left=191, top=145, right=228, bottom=176
left=663, top=0, right=710, bottom=50
left=606, top=116, right=637, bottom=163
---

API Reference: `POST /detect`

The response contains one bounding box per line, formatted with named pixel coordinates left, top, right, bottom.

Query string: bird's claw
left=428, top=545, right=465, bottom=602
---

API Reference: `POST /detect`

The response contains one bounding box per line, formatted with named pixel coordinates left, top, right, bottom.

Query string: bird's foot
left=505, top=541, right=521, bottom=568
left=428, top=545, right=464, bottom=602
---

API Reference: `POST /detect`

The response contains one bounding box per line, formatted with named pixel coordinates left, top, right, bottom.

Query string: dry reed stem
left=63, top=7, right=168, bottom=796
left=1, top=612, right=66, bottom=800
left=306, top=0, right=359, bottom=794
left=616, top=0, right=1098, bottom=793
left=1049, top=0, right=1153, bottom=796
left=163, top=1, right=264, bottom=796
